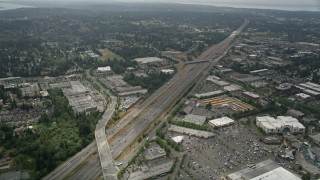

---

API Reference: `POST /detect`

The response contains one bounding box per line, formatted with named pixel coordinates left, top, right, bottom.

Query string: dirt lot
left=98, top=48, right=123, bottom=60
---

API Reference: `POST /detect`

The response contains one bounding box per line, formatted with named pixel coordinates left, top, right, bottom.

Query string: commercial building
left=128, top=161, right=173, bottom=180
left=232, top=74, right=263, bottom=83
left=287, top=109, right=305, bottom=118
left=298, top=145, right=320, bottom=175
left=295, top=85, right=320, bottom=96
left=168, top=125, right=215, bottom=139
left=242, top=91, right=260, bottom=101
left=226, top=159, right=300, bottom=180
left=202, top=96, right=254, bottom=112
left=160, top=69, right=175, bottom=74
left=195, top=90, right=224, bottom=98
left=256, top=116, right=305, bottom=134
left=296, top=82, right=320, bottom=96
left=275, top=83, right=294, bottom=96
left=50, top=81, right=98, bottom=115
left=182, top=114, right=206, bottom=125
left=134, top=57, right=164, bottom=64
left=68, top=95, right=97, bottom=115
left=40, top=91, right=49, bottom=97
left=118, top=89, right=148, bottom=97
left=250, top=69, right=268, bottom=74
left=206, top=76, right=229, bottom=86
left=97, top=66, right=112, bottom=73
left=309, top=133, right=320, bottom=146
left=224, top=84, right=242, bottom=92
left=182, top=106, right=193, bottom=114
left=145, top=145, right=166, bottom=160
left=295, top=93, right=311, bottom=100
left=209, top=117, right=235, bottom=128
left=171, top=136, right=184, bottom=144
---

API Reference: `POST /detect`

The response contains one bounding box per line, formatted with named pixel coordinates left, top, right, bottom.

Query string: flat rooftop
left=182, top=114, right=206, bottom=125
left=227, top=159, right=300, bottom=180
left=134, top=57, right=164, bottom=64
left=209, top=117, right=235, bottom=127
left=128, top=161, right=173, bottom=180
left=250, top=167, right=300, bottom=180
left=168, top=125, right=215, bottom=138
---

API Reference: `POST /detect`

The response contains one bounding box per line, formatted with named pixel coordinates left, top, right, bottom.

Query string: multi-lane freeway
left=43, top=19, right=249, bottom=180
left=109, top=19, right=250, bottom=160
left=43, top=141, right=97, bottom=180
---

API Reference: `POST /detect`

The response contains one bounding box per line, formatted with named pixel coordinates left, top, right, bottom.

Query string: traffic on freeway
left=45, top=19, right=249, bottom=180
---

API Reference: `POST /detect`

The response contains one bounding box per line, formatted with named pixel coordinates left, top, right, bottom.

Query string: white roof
left=277, top=116, right=305, bottom=129
left=172, top=136, right=184, bottom=143
left=298, top=82, right=320, bottom=93
left=134, top=57, right=164, bottom=64
left=207, top=75, right=220, bottom=80
left=251, top=167, right=300, bottom=180
left=250, top=69, right=268, bottom=74
left=207, top=76, right=229, bottom=86
left=256, top=116, right=281, bottom=130
left=224, top=84, right=242, bottom=92
left=168, top=125, right=215, bottom=138
left=209, top=117, right=234, bottom=127
left=295, top=93, right=311, bottom=99
left=161, top=69, right=175, bottom=74
left=257, top=116, right=305, bottom=129
left=243, top=91, right=260, bottom=98
left=40, top=91, right=49, bottom=97
left=97, top=66, right=111, bottom=72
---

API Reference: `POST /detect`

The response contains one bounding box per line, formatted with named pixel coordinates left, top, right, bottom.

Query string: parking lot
left=169, top=123, right=280, bottom=179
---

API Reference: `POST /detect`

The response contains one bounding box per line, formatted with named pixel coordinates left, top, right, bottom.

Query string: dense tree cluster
left=75, top=57, right=137, bottom=74
left=0, top=88, right=101, bottom=179
left=0, top=8, right=244, bottom=77
left=123, top=72, right=172, bottom=91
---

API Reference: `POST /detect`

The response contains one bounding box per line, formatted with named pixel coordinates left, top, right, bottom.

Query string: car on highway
left=115, top=162, right=123, bottom=166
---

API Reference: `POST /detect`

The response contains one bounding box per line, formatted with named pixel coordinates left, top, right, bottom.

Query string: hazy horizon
left=2, top=0, right=320, bottom=11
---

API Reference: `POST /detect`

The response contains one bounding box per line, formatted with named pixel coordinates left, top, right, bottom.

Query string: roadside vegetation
left=124, top=72, right=173, bottom=92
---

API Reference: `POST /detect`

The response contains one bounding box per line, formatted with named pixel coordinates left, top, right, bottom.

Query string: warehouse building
left=209, top=117, right=235, bottom=128
left=256, top=116, right=305, bottom=134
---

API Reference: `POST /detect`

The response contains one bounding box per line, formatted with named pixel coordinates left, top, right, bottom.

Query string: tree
left=302, top=172, right=311, bottom=180
left=205, top=103, right=212, bottom=110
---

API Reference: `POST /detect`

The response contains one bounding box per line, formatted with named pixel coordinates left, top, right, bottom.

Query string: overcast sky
left=6, top=0, right=320, bottom=11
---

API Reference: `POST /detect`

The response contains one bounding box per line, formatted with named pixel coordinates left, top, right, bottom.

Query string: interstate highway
left=109, top=19, right=250, bottom=160
left=52, top=19, right=249, bottom=180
